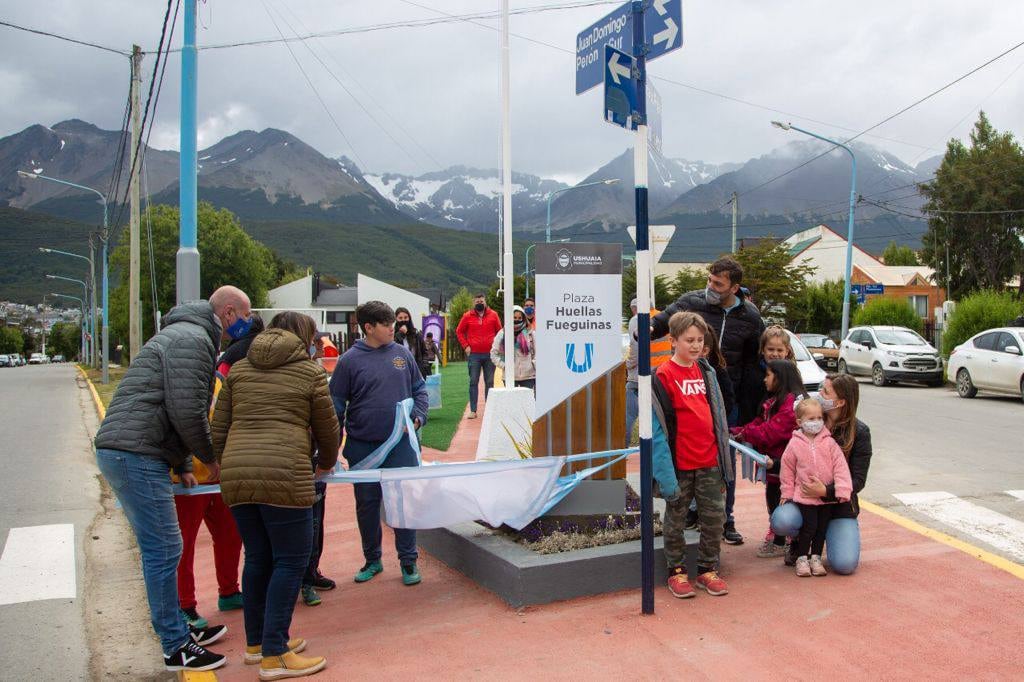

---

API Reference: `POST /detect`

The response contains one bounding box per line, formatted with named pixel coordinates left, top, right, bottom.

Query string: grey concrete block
left=544, top=479, right=627, bottom=516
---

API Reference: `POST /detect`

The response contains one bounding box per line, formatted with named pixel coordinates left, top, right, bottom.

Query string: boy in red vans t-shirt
left=651, top=312, right=734, bottom=599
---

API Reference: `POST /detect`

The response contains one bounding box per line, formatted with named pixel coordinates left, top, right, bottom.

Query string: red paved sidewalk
left=189, top=404, right=1024, bottom=680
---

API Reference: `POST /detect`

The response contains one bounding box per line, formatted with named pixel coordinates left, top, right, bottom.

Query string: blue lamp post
left=39, top=247, right=95, bottom=366
left=771, top=121, right=857, bottom=339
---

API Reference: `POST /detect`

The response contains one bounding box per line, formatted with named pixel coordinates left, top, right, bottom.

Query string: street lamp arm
left=19, top=171, right=106, bottom=204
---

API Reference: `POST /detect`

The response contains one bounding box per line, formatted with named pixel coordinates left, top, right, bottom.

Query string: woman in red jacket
left=731, top=359, right=808, bottom=558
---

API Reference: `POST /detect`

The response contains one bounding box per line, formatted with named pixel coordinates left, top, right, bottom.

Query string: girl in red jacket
left=731, top=359, right=807, bottom=558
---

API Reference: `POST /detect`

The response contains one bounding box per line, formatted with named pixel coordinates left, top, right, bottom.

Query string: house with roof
left=784, top=224, right=946, bottom=325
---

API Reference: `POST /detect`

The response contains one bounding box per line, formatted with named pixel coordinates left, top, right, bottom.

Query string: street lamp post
left=39, top=247, right=95, bottom=366
left=51, top=293, right=86, bottom=362
left=771, top=122, right=858, bottom=339
left=20, top=171, right=110, bottom=383
left=523, top=238, right=569, bottom=299
left=545, top=178, right=620, bottom=243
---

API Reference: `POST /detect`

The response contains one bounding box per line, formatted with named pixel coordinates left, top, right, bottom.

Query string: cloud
left=1, top=0, right=1022, bottom=180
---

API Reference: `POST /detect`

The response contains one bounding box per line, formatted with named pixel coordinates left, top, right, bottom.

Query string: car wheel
left=956, top=369, right=977, bottom=398
left=838, top=359, right=848, bottom=375
left=871, top=363, right=888, bottom=387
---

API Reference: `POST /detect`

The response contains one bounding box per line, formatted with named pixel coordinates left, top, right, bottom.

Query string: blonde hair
left=668, top=311, right=709, bottom=340
left=794, top=397, right=822, bottom=419
left=760, top=325, right=795, bottom=359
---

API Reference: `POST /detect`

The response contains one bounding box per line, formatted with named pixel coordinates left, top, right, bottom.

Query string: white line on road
left=1006, top=491, right=1024, bottom=501
left=0, top=524, right=76, bottom=606
left=893, top=491, right=1024, bottom=563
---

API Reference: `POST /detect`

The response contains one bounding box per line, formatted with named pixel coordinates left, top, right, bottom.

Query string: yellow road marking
left=861, top=499, right=1024, bottom=581
left=77, top=366, right=106, bottom=420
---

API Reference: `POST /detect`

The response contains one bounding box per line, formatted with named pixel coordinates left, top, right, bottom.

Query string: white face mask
left=801, top=419, right=824, bottom=435
left=817, top=396, right=837, bottom=412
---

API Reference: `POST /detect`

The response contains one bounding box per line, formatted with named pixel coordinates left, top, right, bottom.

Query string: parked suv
left=839, top=326, right=943, bottom=387
left=947, top=327, right=1024, bottom=401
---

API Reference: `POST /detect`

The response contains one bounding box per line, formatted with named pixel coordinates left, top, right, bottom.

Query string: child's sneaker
left=795, top=555, right=812, bottom=577
left=189, top=623, right=228, bottom=646
left=810, top=555, right=828, bottom=576
left=666, top=567, right=695, bottom=598
left=354, top=560, right=383, bottom=583
left=695, top=570, right=728, bottom=596
left=164, top=640, right=227, bottom=672
left=244, top=638, right=307, bottom=665
left=684, top=509, right=699, bottom=531
left=401, top=563, right=422, bottom=586
left=181, top=606, right=208, bottom=629
left=301, top=585, right=321, bottom=606
left=259, top=650, right=326, bottom=681
left=218, top=591, right=244, bottom=611
left=757, top=541, right=786, bottom=558
left=311, top=572, right=336, bottom=591
left=722, top=521, right=744, bottom=545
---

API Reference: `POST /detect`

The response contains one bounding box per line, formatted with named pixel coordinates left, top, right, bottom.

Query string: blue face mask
left=524, top=306, right=535, bottom=316
left=226, top=315, right=253, bottom=340
left=309, top=343, right=317, bottom=358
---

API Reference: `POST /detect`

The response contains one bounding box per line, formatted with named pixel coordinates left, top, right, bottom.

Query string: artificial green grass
left=418, top=361, right=470, bottom=452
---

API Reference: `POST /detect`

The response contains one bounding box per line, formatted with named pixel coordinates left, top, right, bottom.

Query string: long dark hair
left=824, top=373, right=860, bottom=456
left=703, top=327, right=726, bottom=369
left=765, top=359, right=807, bottom=417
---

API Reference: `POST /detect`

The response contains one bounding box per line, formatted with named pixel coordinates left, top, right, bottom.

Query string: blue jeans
left=231, top=504, right=313, bottom=656
left=467, top=352, right=495, bottom=412
left=345, top=434, right=419, bottom=565
left=95, top=448, right=189, bottom=656
left=771, top=505, right=861, bottom=574
left=625, top=381, right=639, bottom=447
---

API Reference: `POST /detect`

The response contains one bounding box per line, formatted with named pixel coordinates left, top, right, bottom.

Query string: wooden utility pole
left=730, top=191, right=738, bottom=253
left=129, top=45, right=142, bottom=359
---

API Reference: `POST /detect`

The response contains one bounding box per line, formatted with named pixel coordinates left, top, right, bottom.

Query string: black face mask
left=474, top=303, right=486, bottom=312
left=395, top=320, right=411, bottom=333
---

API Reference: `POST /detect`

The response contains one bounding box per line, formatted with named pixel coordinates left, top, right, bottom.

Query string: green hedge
left=943, top=290, right=1024, bottom=356
left=852, top=297, right=923, bottom=333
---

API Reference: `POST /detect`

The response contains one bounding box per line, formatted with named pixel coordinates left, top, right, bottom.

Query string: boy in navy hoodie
left=329, top=301, right=429, bottom=586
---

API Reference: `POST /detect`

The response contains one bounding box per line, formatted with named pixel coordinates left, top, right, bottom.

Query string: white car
left=947, top=327, right=1024, bottom=401
left=786, top=329, right=827, bottom=393
left=28, top=353, right=48, bottom=365
left=839, top=325, right=943, bottom=387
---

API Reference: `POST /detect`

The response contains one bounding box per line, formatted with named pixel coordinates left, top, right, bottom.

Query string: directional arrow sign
left=575, top=0, right=683, bottom=94
left=604, top=45, right=638, bottom=129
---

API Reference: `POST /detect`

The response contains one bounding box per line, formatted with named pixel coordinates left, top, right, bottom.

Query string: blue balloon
left=770, top=502, right=803, bottom=536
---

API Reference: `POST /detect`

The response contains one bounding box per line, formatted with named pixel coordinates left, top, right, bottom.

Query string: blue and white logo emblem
left=565, top=342, right=595, bottom=374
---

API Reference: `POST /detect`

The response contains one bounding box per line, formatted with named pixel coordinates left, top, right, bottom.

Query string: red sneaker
left=666, top=568, right=695, bottom=599
left=695, top=570, right=729, bottom=596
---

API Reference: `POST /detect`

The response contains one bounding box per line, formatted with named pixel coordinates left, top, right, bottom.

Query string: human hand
left=205, top=461, right=221, bottom=481
left=764, top=456, right=773, bottom=469
left=181, top=473, right=198, bottom=488
left=464, top=346, right=472, bottom=355
left=800, top=476, right=827, bottom=498
left=315, top=467, right=334, bottom=479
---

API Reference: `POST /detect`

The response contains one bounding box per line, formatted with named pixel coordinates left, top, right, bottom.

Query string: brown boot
left=244, top=638, right=307, bottom=664
left=259, top=650, right=326, bottom=680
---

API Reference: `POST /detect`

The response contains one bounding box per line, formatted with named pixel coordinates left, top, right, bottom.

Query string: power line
left=0, top=19, right=129, bottom=56
left=865, top=197, right=1024, bottom=217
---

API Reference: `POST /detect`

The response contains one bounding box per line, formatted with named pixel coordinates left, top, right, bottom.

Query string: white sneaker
left=795, top=555, right=812, bottom=577
left=810, top=555, right=827, bottom=576
left=468, top=411, right=477, bottom=419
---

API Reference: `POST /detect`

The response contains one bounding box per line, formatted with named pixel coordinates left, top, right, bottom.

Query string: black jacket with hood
left=94, top=301, right=221, bottom=467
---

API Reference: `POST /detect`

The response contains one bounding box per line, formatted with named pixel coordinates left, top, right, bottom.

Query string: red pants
left=175, top=493, right=242, bottom=609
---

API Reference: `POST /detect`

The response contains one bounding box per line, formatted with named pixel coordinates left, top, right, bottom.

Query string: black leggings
left=794, top=503, right=836, bottom=557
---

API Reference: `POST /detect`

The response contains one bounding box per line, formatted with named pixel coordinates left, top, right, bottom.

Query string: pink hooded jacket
left=780, top=426, right=853, bottom=506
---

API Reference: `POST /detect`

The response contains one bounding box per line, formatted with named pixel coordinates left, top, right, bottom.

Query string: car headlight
left=886, top=350, right=907, bottom=357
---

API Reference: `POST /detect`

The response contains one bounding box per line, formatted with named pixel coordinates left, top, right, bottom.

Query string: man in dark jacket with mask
left=651, top=257, right=765, bottom=545
left=93, top=285, right=251, bottom=673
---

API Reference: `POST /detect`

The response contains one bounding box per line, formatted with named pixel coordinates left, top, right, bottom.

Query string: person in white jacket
left=490, top=305, right=536, bottom=390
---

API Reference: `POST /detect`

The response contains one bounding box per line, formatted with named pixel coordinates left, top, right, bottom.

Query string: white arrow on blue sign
left=604, top=45, right=638, bottom=130
left=575, top=0, right=682, bottom=95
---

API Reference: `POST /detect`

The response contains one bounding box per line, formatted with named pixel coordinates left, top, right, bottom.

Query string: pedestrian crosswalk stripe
left=0, top=524, right=76, bottom=606
left=1006, top=490, right=1024, bottom=502
left=893, top=491, right=1024, bottom=564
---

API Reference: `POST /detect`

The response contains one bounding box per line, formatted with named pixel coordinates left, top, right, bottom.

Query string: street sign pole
left=631, top=0, right=654, bottom=617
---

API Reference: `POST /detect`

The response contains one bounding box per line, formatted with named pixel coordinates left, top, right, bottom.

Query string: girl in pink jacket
left=780, top=398, right=853, bottom=577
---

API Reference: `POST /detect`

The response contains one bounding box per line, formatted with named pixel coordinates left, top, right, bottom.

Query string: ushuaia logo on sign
left=556, top=249, right=574, bottom=271
left=565, top=342, right=595, bottom=373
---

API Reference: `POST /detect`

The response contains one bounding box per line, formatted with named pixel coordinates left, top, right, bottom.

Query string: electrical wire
left=0, top=19, right=129, bottom=56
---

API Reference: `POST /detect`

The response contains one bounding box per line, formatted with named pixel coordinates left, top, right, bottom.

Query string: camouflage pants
left=663, top=467, right=726, bottom=570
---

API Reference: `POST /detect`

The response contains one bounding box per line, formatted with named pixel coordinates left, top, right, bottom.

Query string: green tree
left=942, top=289, right=1024, bottom=356
left=882, top=240, right=919, bottom=266
left=0, top=327, right=24, bottom=354
left=621, top=261, right=672, bottom=319
left=108, top=203, right=278, bottom=347
left=446, top=287, right=473, bottom=361
left=667, top=267, right=707, bottom=301
left=731, top=238, right=817, bottom=319
left=852, top=297, right=923, bottom=333
left=47, top=321, right=81, bottom=360
left=786, top=279, right=860, bottom=336
left=919, top=112, right=1024, bottom=299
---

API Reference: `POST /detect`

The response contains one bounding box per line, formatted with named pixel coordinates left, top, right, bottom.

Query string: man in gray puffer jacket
left=94, top=285, right=251, bottom=673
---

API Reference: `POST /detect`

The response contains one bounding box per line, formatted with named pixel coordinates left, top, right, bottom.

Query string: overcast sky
left=2, top=0, right=1023, bottom=182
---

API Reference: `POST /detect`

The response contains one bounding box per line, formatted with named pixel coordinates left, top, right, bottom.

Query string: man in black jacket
left=652, top=257, right=765, bottom=545
left=93, top=286, right=251, bottom=673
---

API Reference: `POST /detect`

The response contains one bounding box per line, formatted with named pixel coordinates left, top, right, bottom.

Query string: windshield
left=875, top=329, right=927, bottom=346
left=786, top=332, right=813, bottom=361
left=799, top=334, right=832, bottom=348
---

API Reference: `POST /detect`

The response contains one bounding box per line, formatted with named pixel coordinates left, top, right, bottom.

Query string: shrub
left=943, top=290, right=1024, bottom=356
left=852, top=297, right=923, bottom=333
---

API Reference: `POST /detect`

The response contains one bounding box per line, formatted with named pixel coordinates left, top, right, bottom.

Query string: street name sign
left=604, top=45, right=638, bottom=129
left=575, top=0, right=682, bottom=94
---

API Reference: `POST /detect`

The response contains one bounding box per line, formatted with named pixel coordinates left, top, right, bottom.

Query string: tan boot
left=259, top=650, right=326, bottom=680
left=244, top=638, right=307, bottom=665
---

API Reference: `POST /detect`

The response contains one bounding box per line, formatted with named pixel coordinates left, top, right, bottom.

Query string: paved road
left=855, top=378, right=1024, bottom=566
left=0, top=364, right=101, bottom=680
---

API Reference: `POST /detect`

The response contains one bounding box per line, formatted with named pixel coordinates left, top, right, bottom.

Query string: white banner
left=533, top=243, right=622, bottom=418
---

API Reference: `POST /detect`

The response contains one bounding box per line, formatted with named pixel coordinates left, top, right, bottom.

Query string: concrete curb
left=76, top=365, right=106, bottom=421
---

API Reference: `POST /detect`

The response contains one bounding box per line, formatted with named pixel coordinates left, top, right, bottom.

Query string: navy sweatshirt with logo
left=329, top=340, right=429, bottom=442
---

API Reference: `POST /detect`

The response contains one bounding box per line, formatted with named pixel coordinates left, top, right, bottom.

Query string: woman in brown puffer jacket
left=212, top=311, right=339, bottom=680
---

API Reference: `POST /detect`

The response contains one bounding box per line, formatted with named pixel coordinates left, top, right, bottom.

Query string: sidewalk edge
left=77, top=365, right=106, bottom=421
left=860, top=499, right=1024, bottom=581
